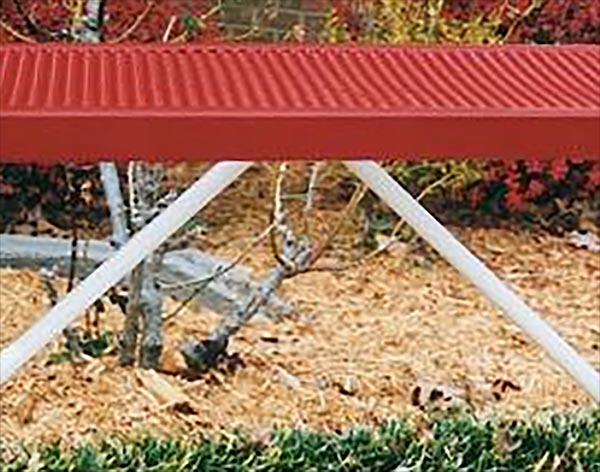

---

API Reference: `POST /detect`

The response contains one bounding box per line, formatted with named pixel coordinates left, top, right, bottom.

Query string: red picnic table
left=0, top=43, right=599, bottom=402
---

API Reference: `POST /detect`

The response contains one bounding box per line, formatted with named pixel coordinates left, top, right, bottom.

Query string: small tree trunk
left=119, top=263, right=142, bottom=366
left=75, top=0, right=149, bottom=367
left=99, top=162, right=129, bottom=247
left=139, top=251, right=164, bottom=368
left=121, top=162, right=166, bottom=369
left=75, top=0, right=105, bottom=43
left=181, top=232, right=311, bottom=373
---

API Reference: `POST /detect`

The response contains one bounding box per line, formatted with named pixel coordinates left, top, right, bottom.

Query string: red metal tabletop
left=1, top=43, right=599, bottom=162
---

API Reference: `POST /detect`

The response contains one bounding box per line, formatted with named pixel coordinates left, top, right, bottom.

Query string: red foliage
left=474, top=158, right=599, bottom=217
left=525, top=179, right=545, bottom=199
left=588, top=163, right=600, bottom=189
left=550, top=158, right=568, bottom=181
left=0, top=0, right=217, bottom=43
left=440, top=0, right=599, bottom=43
left=507, top=0, right=599, bottom=44
left=432, top=1, right=599, bottom=213
left=505, top=187, right=524, bottom=211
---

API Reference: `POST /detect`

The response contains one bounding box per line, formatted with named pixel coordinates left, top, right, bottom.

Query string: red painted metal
left=0, top=43, right=599, bottom=163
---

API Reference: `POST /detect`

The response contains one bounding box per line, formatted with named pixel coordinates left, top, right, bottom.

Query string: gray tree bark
left=98, top=163, right=128, bottom=248
left=122, top=162, right=166, bottom=368
left=0, top=234, right=294, bottom=321
left=75, top=0, right=105, bottom=43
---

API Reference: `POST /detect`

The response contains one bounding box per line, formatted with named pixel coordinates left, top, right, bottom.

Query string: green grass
left=2, top=410, right=599, bottom=471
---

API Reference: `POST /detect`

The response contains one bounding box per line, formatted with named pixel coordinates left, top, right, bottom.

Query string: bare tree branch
left=310, top=183, right=368, bottom=266
left=162, top=15, right=177, bottom=42
left=181, top=230, right=311, bottom=373
left=303, top=161, right=323, bottom=234
left=168, top=2, right=222, bottom=43
left=0, top=18, right=36, bottom=42
left=38, top=264, right=84, bottom=358
left=0, top=234, right=293, bottom=321
left=162, top=222, right=275, bottom=324
left=120, top=263, right=142, bottom=366
left=181, top=163, right=313, bottom=373
left=10, top=0, right=68, bottom=41
left=181, top=161, right=444, bottom=373
left=270, top=163, right=297, bottom=270
left=310, top=169, right=460, bottom=272
left=108, top=0, right=154, bottom=43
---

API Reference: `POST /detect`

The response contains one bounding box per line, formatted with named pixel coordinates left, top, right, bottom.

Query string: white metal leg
left=345, top=160, right=600, bottom=403
left=0, top=161, right=253, bottom=385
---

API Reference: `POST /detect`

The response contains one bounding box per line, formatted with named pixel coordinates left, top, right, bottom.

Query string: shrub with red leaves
left=441, top=0, right=600, bottom=44
left=470, top=159, right=600, bottom=230
left=103, top=0, right=217, bottom=43
left=0, top=0, right=218, bottom=43
left=507, top=0, right=598, bottom=44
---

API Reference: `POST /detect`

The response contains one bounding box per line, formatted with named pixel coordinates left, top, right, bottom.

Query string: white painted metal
left=0, top=161, right=253, bottom=385
left=345, top=160, right=600, bottom=403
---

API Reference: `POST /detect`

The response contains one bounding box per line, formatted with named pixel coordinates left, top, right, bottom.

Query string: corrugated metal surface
left=1, top=43, right=599, bottom=162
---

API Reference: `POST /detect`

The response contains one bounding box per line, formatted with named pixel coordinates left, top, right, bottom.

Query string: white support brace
left=0, top=161, right=253, bottom=385
left=345, top=160, right=600, bottom=403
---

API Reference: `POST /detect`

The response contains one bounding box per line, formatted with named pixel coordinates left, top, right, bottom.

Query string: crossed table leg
left=1, top=160, right=598, bottom=403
